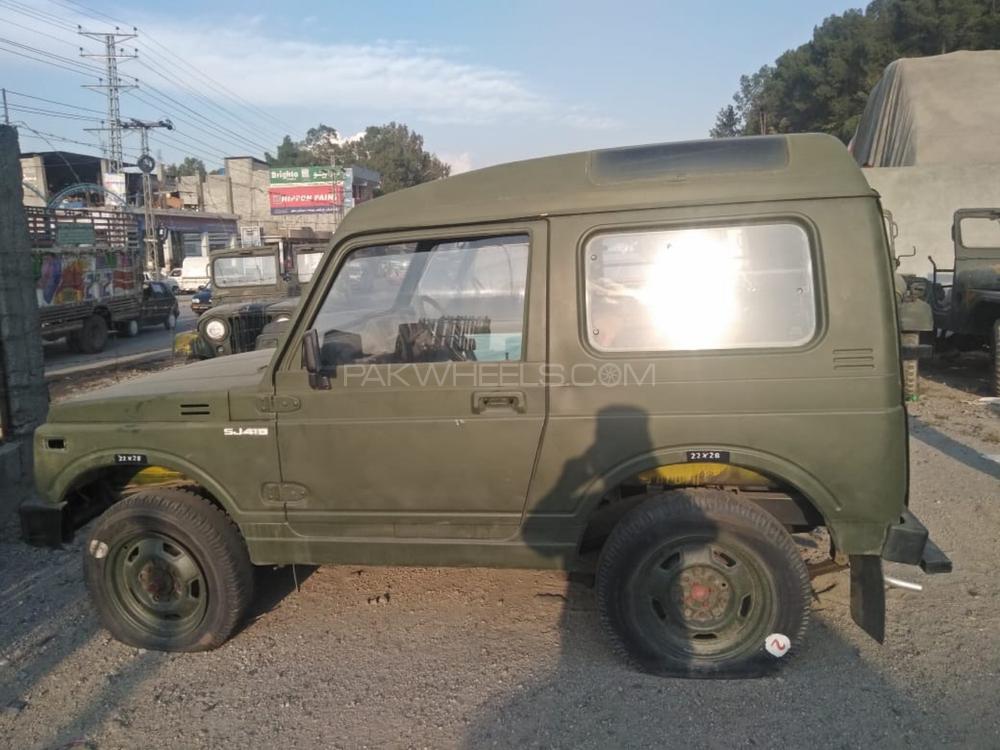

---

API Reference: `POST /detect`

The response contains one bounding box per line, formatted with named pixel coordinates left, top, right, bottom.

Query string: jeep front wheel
left=83, top=488, right=254, bottom=651
left=596, top=489, right=810, bottom=678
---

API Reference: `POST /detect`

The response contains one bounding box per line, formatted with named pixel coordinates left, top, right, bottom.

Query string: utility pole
left=79, top=26, right=137, bottom=174
left=1, top=88, right=8, bottom=126
left=121, top=118, right=173, bottom=272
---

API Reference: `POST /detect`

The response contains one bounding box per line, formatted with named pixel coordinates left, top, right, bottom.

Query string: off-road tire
left=78, top=313, right=108, bottom=354
left=901, top=332, right=920, bottom=400
left=83, top=488, right=254, bottom=652
left=596, top=488, right=810, bottom=678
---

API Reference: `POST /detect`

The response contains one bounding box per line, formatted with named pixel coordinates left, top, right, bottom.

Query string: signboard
left=55, top=223, right=96, bottom=246
left=268, top=165, right=348, bottom=215
left=102, top=172, right=126, bottom=206
left=240, top=226, right=262, bottom=247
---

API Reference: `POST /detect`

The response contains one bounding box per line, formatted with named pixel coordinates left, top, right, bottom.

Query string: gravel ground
left=1, top=357, right=998, bottom=750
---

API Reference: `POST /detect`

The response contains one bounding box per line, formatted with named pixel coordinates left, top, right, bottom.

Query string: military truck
left=190, top=242, right=324, bottom=359
left=22, top=135, right=950, bottom=678
left=926, top=208, right=1000, bottom=394
left=884, top=211, right=935, bottom=399
left=29, top=207, right=144, bottom=353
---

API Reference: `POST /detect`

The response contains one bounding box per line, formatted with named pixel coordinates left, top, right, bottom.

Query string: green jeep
left=927, top=208, right=1000, bottom=394
left=21, top=134, right=950, bottom=678
left=193, top=243, right=323, bottom=359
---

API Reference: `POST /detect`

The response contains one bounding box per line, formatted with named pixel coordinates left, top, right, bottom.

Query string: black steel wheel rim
left=107, top=532, right=208, bottom=638
left=629, top=533, right=774, bottom=661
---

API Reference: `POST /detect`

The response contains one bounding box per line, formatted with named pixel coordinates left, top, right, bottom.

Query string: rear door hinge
left=257, top=394, right=301, bottom=413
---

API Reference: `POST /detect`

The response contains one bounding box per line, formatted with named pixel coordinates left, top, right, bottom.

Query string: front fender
left=44, top=447, right=245, bottom=523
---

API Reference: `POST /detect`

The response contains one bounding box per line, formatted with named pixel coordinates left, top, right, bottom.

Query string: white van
left=180, top=257, right=210, bottom=293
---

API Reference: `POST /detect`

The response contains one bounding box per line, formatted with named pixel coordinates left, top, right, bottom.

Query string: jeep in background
left=191, top=243, right=324, bottom=359
left=884, top=211, right=934, bottom=399
left=22, top=135, right=950, bottom=678
left=926, top=208, right=1000, bottom=393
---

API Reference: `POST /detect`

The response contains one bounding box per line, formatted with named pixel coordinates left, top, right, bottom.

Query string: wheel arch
left=573, top=444, right=840, bottom=553
left=52, top=448, right=243, bottom=528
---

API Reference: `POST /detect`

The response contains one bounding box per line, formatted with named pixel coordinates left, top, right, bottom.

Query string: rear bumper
left=882, top=508, right=952, bottom=573
left=851, top=508, right=951, bottom=643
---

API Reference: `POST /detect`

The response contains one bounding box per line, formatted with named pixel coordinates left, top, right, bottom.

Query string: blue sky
left=1, top=0, right=862, bottom=172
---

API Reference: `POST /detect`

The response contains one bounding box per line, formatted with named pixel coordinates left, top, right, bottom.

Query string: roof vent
left=179, top=403, right=212, bottom=417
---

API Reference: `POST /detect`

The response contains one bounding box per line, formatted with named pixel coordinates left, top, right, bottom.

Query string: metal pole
left=1, top=88, right=8, bottom=126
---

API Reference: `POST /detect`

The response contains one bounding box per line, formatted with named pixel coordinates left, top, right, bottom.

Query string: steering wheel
left=415, top=294, right=445, bottom=319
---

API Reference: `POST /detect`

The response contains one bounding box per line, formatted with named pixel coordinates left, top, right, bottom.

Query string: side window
left=312, top=234, right=529, bottom=367
left=585, top=223, right=816, bottom=352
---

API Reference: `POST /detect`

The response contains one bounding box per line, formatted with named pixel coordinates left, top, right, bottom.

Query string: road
left=42, top=294, right=200, bottom=376
left=0, top=362, right=998, bottom=749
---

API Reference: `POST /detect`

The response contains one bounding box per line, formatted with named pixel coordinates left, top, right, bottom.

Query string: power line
left=4, top=88, right=107, bottom=114
left=7, top=103, right=102, bottom=122
left=0, top=0, right=79, bottom=32
left=50, top=0, right=299, bottom=135
left=0, top=36, right=105, bottom=75
left=0, top=14, right=84, bottom=49
left=0, top=43, right=98, bottom=77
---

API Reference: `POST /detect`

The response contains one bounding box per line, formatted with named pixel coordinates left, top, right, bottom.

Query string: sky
left=1, top=0, right=864, bottom=174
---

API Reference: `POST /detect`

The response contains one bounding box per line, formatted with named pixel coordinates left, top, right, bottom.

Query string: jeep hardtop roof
left=337, top=133, right=872, bottom=237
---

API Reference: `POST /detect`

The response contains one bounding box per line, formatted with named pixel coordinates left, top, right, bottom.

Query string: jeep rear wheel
left=83, top=489, right=253, bottom=651
left=596, top=489, right=810, bottom=678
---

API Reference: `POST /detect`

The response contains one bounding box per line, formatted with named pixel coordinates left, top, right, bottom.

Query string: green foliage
left=710, top=105, right=741, bottom=138
left=711, top=0, right=1000, bottom=142
left=265, top=122, right=450, bottom=193
left=164, top=157, right=206, bottom=179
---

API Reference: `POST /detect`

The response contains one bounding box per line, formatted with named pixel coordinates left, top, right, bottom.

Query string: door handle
left=472, top=390, right=525, bottom=414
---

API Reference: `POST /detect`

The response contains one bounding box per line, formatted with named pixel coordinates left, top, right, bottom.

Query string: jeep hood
left=49, top=348, right=273, bottom=423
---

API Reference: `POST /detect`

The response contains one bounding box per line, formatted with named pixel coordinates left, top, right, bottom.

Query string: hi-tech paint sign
left=268, top=166, right=350, bottom=215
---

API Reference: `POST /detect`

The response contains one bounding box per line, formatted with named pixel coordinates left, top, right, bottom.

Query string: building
left=19, top=149, right=238, bottom=270
left=178, top=157, right=380, bottom=238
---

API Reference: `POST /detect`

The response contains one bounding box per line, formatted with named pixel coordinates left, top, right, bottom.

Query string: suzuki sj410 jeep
left=22, top=135, right=950, bottom=678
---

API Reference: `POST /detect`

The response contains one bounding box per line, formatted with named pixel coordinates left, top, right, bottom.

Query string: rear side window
left=584, top=223, right=816, bottom=352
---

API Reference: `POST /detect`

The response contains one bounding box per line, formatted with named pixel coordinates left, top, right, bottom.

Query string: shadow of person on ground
left=462, top=406, right=953, bottom=748
left=910, top=416, right=1000, bottom=481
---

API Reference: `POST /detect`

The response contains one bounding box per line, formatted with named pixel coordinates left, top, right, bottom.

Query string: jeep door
left=272, top=223, right=547, bottom=552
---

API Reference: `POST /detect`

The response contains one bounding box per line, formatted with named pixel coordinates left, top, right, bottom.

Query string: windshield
left=213, top=255, right=277, bottom=287
left=297, top=251, right=323, bottom=282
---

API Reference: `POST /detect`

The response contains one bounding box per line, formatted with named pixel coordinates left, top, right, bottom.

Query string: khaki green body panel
left=31, top=134, right=908, bottom=568
left=522, top=197, right=905, bottom=559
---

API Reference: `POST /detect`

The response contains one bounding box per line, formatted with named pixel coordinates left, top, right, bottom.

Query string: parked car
left=144, top=271, right=179, bottom=295
left=180, top=257, right=210, bottom=293
left=22, top=135, right=950, bottom=678
left=190, top=282, right=213, bottom=316
left=140, top=281, right=179, bottom=331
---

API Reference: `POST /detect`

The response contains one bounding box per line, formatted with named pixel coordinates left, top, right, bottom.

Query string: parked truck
left=29, top=207, right=143, bottom=354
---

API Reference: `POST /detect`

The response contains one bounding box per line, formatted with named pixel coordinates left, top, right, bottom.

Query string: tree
left=709, top=105, right=741, bottom=138
left=266, top=122, right=451, bottom=193
left=265, top=135, right=312, bottom=167
left=164, top=157, right=206, bottom=179
left=712, top=0, right=1000, bottom=141
left=339, top=123, right=451, bottom=194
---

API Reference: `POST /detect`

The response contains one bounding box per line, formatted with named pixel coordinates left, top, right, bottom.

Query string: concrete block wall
left=864, top=164, right=1000, bottom=279
left=0, top=126, right=49, bottom=522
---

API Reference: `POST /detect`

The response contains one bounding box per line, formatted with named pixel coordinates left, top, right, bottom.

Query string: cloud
left=437, top=152, right=473, bottom=175
left=105, top=9, right=612, bottom=129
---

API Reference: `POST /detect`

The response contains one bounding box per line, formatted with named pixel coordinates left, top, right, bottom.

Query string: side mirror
left=301, top=329, right=330, bottom=390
